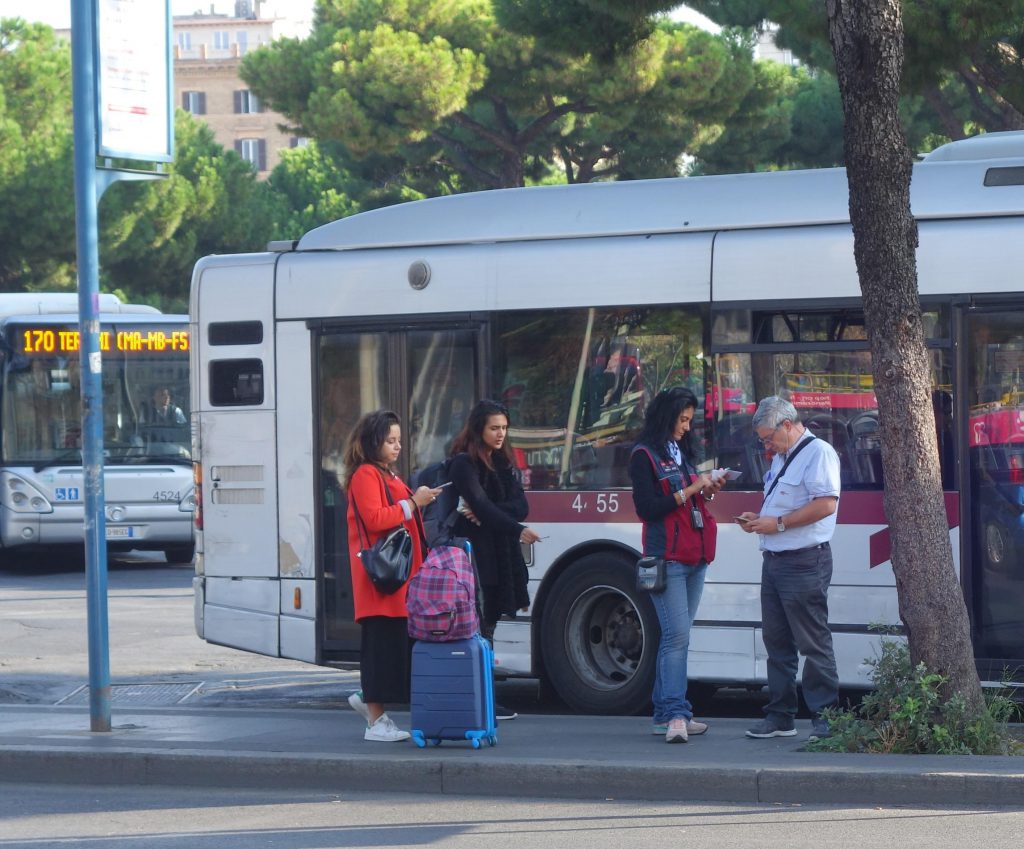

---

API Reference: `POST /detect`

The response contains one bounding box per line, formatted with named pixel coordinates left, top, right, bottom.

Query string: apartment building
left=173, top=0, right=304, bottom=176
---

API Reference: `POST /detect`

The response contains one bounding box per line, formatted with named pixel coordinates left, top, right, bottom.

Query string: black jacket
left=449, top=451, right=530, bottom=616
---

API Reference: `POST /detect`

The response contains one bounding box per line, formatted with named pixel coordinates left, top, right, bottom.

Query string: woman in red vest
left=629, top=387, right=721, bottom=743
left=343, top=409, right=441, bottom=742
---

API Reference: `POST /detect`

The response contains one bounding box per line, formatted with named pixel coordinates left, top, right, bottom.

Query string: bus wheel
left=540, top=553, right=658, bottom=715
left=164, top=543, right=195, bottom=564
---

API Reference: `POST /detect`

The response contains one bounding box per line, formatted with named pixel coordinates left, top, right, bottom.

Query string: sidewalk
left=1, top=704, right=1022, bottom=807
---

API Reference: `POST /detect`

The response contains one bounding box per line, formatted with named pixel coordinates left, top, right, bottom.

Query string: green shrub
left=807, top=639, right=1023, bottom=755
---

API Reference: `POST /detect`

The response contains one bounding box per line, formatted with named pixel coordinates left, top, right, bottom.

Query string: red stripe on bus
left=524, top=490, right=960, bottom=531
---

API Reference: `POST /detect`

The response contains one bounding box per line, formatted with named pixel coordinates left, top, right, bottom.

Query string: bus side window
left=210, top=359, right=264, bottom=406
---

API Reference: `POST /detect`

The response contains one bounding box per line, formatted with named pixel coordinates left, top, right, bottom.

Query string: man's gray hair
left=752, top=396, right=800, bottom=430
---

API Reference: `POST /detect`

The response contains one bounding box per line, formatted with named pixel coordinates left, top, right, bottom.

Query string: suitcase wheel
left=411, top=731, right=426, bottom=748
left=471, top=737, right=481, bottom=749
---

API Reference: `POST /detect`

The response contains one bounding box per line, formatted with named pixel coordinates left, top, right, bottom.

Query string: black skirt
left=359, top=616, right=413, bottom=704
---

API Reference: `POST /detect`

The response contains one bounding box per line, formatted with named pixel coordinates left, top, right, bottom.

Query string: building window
left=233, top=90, right=263, bottom=114
left=236, top=138, right=267, bottom=171
left=289, top=137, right=310, bottom=149
left=177, top=32, right=192, bottom=50
left=236, top=31, right=248, bottom=55
left=182, top=91, right=206, bottom=115
left=213, top=30, right=230, bottom=50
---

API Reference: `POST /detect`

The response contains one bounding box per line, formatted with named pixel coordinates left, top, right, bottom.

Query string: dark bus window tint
left=209, top=321, right=263, bottom=346
left=210, top=359, right=263, bottom=406
left=710, top=348, right=953, bottom=490
left=493, top=306, right=706, bottom=490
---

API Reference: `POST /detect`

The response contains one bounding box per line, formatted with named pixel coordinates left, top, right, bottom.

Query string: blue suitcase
left=410, top=634, right=497, bottom=748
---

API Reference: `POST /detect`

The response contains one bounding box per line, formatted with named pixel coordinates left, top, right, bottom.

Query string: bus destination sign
left=16, top=327, right=190, bottom=356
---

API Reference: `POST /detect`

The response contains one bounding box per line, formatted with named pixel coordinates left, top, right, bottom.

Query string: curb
left=3, top=745, right=1023, bottom=807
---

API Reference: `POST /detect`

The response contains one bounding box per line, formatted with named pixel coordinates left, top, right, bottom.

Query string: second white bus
left=1, top=293, right=194, bottom=566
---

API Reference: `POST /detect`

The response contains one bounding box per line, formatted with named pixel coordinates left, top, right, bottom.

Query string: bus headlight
left=1, top=473, right=53, bottom=514
left=178, top=487, right=196, bottom=513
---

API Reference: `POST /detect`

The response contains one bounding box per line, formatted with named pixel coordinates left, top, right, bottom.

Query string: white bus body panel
left=713, top=216, right=1024, bottom=303
left=280, top=578, right=316, bottom=663
left=203, top=575, right=278, bottom=656
left=275, top=321, right=316, bottom=581
left=276, top=233, right=714, bottom=319
left=201, top=411, right=278, bottom=578
left=192, top=257, right=282, bottom=657
left=192, top=256, right=278, bottom=412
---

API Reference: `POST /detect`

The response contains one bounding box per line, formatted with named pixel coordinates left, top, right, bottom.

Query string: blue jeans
left=760, top=545, right=839, bottom=720
left=650, top=560, right=708, bottom=724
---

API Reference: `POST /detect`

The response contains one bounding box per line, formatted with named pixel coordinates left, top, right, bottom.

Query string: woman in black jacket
left=449, top=400, right=541, bottom=720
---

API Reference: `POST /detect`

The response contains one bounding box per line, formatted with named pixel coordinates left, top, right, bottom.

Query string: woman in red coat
left=343, top=410, right=441, bottom=742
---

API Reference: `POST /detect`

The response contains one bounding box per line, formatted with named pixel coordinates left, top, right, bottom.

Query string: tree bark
left=826, top=0, right=984, bottom=713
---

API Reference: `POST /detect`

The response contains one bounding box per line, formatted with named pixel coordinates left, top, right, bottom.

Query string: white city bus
left=190, top=131, right=1024, bottom=714
left=0, top=293, right=194, bottom=565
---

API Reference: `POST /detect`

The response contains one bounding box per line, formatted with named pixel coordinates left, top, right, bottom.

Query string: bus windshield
left=1, top=321, right=191, bottom=467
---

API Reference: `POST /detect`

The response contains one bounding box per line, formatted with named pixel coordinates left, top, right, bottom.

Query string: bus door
left=964, top=309, right=1024, bottom=671
left=317, top=323, right=482, bottom=660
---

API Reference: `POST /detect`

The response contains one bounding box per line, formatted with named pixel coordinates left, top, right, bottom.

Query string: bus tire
left=539, top=552, right=658, bottom=715
left=164, top=543, right=195, bottom=564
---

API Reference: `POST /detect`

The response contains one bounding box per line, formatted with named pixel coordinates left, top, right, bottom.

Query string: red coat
left=346, top=463, right=425, bottom=621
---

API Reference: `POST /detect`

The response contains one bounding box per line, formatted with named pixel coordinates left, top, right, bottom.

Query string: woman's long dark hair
left=636, top=387, right=699, bottom=462
left=450, top=399, right=515, bottom=471
left=341, top=409, right=400, bottom=487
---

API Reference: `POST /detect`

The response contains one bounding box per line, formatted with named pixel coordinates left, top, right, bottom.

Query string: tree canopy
left=0, top=17, right=280, bottom=312
left=686, top=0, right=1024, bottom=134
left=241, top=0, right=786, bottom=189
left=0, top=19, right=77, bottom=291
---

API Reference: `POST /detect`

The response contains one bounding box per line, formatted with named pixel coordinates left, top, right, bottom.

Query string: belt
left=764, top=542, right=829, bottom=557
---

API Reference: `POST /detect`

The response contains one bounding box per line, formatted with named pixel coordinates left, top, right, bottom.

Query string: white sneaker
left=363, top=714, right=411, bottom=742
left=348, top=691, right=372, bottom=725
left=665, top=717, right=689, bottom=743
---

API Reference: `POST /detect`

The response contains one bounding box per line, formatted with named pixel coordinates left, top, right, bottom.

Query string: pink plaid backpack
left=406, top=544, right=479, bottom=641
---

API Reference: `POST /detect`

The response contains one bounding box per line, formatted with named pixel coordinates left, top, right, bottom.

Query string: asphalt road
left=4, top=784, right=1023, bottom=849
left=0, top=552, right=774, bottom=717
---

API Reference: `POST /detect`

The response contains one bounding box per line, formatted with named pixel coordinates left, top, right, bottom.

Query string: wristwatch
left=776, top=517, right=786, bottom=533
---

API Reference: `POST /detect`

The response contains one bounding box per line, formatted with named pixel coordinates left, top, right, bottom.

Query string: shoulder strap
left=351, top=465, right=424, bottom=550
left=761, top=433, right=815, bottom=506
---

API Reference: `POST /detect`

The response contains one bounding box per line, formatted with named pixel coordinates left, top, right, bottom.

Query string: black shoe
left=745, top=717, right=797, bottom=738
left=494, top=703, right=518, bottom=721
left=808, top=716, right=831, bottom=741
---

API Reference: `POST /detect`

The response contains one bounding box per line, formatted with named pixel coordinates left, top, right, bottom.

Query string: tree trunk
left=826, top=0, right=984, bottom=713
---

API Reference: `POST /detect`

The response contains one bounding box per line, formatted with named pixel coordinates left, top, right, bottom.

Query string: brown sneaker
left=666, top=717, right=688, bottom=743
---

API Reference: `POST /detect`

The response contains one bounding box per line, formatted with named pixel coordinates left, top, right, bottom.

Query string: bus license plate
left=106, top=527, right=135, bottom=539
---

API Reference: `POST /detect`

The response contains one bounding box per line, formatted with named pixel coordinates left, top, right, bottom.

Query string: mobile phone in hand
left=436, top=481, right=453, bottom=488
left=734, top=515, right=751, bottom=523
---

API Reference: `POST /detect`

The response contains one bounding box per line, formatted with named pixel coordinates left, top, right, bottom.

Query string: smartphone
left=734, top=515, right=751, bottom=523
left=436, top=481, right=454, bottom=488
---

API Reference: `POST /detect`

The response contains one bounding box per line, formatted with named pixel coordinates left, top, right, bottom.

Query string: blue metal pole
left=70, top=0, right=111, bottom=732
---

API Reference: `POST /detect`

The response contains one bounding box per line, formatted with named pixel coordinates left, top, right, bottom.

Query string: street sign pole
left=69, top=0, right=111, bottom=732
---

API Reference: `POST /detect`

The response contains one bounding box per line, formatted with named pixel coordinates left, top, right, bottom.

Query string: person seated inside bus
left=141, top=386, right=186, bottom=426
left=138, top=385, right=188, bottom=448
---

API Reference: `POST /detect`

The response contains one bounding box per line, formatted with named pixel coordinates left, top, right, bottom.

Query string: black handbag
left=636, top=555, right=666, bottom=593
left=351, top=469, right=415, bottom=595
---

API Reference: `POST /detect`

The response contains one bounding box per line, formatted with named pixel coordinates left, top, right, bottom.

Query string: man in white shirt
left=737, top=396, right=841, bottom=741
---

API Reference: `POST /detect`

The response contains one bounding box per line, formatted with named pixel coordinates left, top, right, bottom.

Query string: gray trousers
left=760, top=544, right=840, bottom=719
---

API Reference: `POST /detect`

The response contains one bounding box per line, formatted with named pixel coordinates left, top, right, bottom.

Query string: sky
left=2, top=0, right=717, bottom=34
left=1, top=1, right=316, bottom=32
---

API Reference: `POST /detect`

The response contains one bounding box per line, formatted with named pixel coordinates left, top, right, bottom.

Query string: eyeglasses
left=757, top=424, right=783, bottom=446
